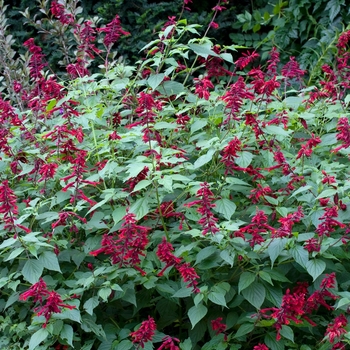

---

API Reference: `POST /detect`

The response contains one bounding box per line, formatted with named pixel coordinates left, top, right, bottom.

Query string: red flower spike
left=130, top=316, right=157, bottom=349
left=158, top=336, right=180, bottom=350
left=98, top=15, right=130, bottom=47
left=211, top=317, right=227, bottom=335
left=253, top=344, right=269, bottom=350
left=184, top=182, right=219, bottom=235
left=325, top=314, right=348, bottom=344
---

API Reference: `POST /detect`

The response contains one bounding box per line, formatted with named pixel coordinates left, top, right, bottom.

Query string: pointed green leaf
left=61, top=324, right=74, bottom=346
left=234, top=323, right=254, bottom=338
left=280, top=325, right=294, bottom=343
left=306, top=259, right=326, bottom=281
left=29, top=328, right=49, bottom=350
left=39, top=250, right=61, bottom=272
left=214, top=198, right=236, bottom=220
left=268, top=238, right=287, bottom=267
left=129, top=197, right=150, bottom=220
left=188, top=303, right=208, bottom=329
left=290, top=245, right=309, bottom=268
left=193, top=149, right=215, bottom=169
left=238, top=272, right=256, bottom=294
left=22, top=259, right=43, bottom=284
left=84, top=296, right=99, bottom=315
left=241, top=282, right=266, bottom=309
left=147, top=73, right=165, bottom=90
left=208, top=291, right=227, bottom=307
left=188, top=43, right=219, bottom=59
left=235, top=151, right=253, bottom=168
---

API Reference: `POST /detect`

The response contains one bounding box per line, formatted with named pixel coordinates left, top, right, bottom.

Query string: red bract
left=90, top=211, right=151, bottom=275
left=20, top=279, right=75, bottom=328
left=130, top=316, right=157, bottom=349
left=222, top=77, right=254, bottom=122
left=221, top=137, right=241, bottom=174
left=275, top=207, right=304, bottom=238
left=23, top=38, right=47, bottom=81
left=38, top=163, right=59, bottom=182
left=281, top=56, right=306, bottom=80
left=185, top=182, right=219, bottom=235
left=98, top=15, right=130, bottom=47
left=253, top=344, right=269, bottom=350
left=158, top=336, right=180, bottom=350
left=325, top=314, right=347, bottom=343
left=235, top=51, right=259, bottom=70
left=193, top=77, right=214, bottom=100
left=211, top=317, right=227, bottom=335
left=177, top=262, right=200, bottom=293
left=296, top=134, right=321, bottom=159
left=124, top=166, right=149, bottom=193
left=316, top=206, right=345, bottom=237
left=156, top=237, right=182, bottom=276
left=332, top=117, right=350, bottom=153
left=50, top=1, right=74, bottom=25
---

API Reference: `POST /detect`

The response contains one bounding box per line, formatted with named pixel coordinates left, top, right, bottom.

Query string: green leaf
left=280, top=325, right=294, bottom=343
left=259, top=271, right=273, bottom=285
left=220, top=249, right=234, bottom=267
left=84, top=296, right=99, bottom=315
left=147, top=73, right=165, bottom=90
left=61, top=324, right=74, bottom=346
left=157, top=81, right=185, bottom=96
left=306, top=259, right=326, bottom=281
left=188, top=303, right=208, bottom=329
left=4, top=247, right=25, bottom=261
left=208, top=291, right=227, bottom=307
left=234, top=323, right=254, bottom=338
left=316, top=188, right=337, bottom=199
left=129, top=197, right=150, bottom=220
left=98, top=287, right=112, bottom=301
left=22, top=259, right=43, bottom=284
left=132, top=179, right=152, bottom=193
left=268, top=238, right=287, bottom=267
left=214, top=198, right=236, bottom=220
left=238, top=272, right=256, bottom=294
left=188, top=43, right=219, bottom=59
left=29, top=328, right=49, bottom=350
left=263, top=125, right=290, bottom=136
left=39, top=250, right=61, bottom=272
left=191, top=119, right=207, bottom=134
left=290, top=246, right=309, bottom=268
left=173, top=287, right=192, bottom=298
left=195, top=246, right=218, bottom=265
left=193, top=149, right=215, bottom=169
left=290, top=185, right=313, bottom=198
left=115, top=339, right=133, bottom=350
left=235, top=151, right=253, bottom=168
left=241, top=282, right=265, bottom=309
left=0, top=237, right=17, bottom=250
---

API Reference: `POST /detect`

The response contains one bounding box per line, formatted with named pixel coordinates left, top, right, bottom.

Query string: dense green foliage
left=1, top=1, right=350, bottom=350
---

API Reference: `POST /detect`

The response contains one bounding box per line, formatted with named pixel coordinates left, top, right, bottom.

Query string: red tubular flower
left=332, top=117, right=350, bottom=153
left=23, top=38, right=47, bottom=81
left=221, top=137, right=242, bottom=174
left=158, top=336, right=180, bottom=350
left=38, top=163, right=58, bottom=182
left=275, top=207, right=304, bottom=238
left=156, top=237, right=182, bottom=276
left=124, top=166, right=149, bottom=193
left=90, top=211, right=151, bottom=275
left=235, top=51, right=260, bottom=70
left=20, top=279, right=75, bottom=328
left=267, top=47, right=280, bottom=77
left=35, top=291, right=76, bottom=328
left=296, top=134, right=321, bottom=159
left=193, top=77, right=214, bottom=100
left=281, top=56, right=306, bottom=80
left=50, top=1, right=74, bottom=25
left=325, top=315, right=348, bottom=344
left=222, top=77, right=254, bottom=122
left=316, top=206, right=345, bottom=237
left=130, top=316, right=157, bottom=349
left=253, top=344, right=269, bottom=350
left=184, top=182, right=219, bottom=235
left=177, top=262, right=200, bottom=293
left=98, top=15, right=130, bottom=47
left=211, top=317, right=227, bottom=335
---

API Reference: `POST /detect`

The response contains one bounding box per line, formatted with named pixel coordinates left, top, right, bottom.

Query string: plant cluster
left=1, top=0, right=350, bottom=349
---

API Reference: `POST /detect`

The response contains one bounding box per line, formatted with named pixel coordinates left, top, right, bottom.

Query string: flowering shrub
left=1, top=1, right=350, bottom=349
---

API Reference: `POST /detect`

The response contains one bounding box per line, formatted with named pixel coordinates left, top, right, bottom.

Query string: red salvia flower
left=221, top=137, right=242, bottom=174
left=90, top=211, right=151, bottom=275
left=325, top=315, right=348, bottom=344
left=38, top=163, right=59, bottom=182
left=50, top=1, right=74, bottom=25
left=304, top=237, right=321, bottom=252
left=316, top=206, right=345, bottom=237
left=20, top=279, right=75, bottom=328
left=235, top=51, right=259, bottom=70
left=267, top=47, right=280, bottom=77
left=193, top=77, right=214, bottom=100
left=125, top=166, right=149, bottom=193
left=156, top=237, right=182, bottom=276
left=130, top=316, right=157, bottom=349
left=23, top=38, right=47, bottom=81
left=222, top=77, right=254, bottom=122
left=275, top=207, right=304, bottom=238
left=98, top=15, right=130, bottom=47
left=296, top=134, right=321, bottom=159
left=332, top=117, right=350, bottom=153
left=177, top=262, right=200, bottom=293
left=158, top=335, right=180, bottom=350
left=253, top=344, right=269, bottom=350
left=211, top=317, right=227, bottom=335
left=184, top=182, right=220, bottom=235
left=281, top=56, right=306, bottom=80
